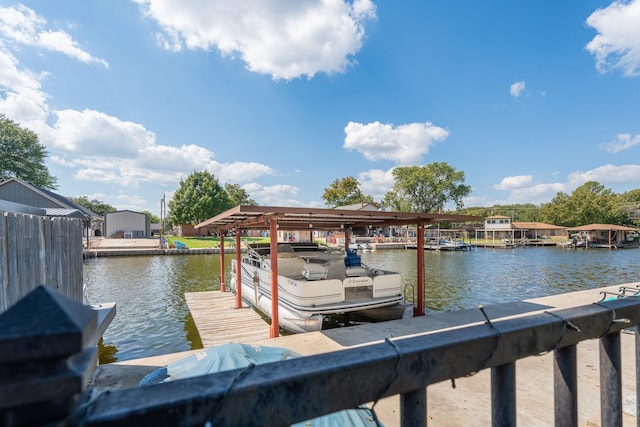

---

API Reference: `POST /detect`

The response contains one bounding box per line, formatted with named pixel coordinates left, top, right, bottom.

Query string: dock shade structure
left=196, top=205, right=481, bottom=337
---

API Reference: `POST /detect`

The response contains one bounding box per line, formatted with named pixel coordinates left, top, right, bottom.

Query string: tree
left=224, top=183, right=257, bottom=207
left=69, top=196, right=116, bottom=216
left=141, top=210, right=160, bottom=223
left=169, top=171, right=232, bottom=225
left=0, top=114, right=57, bottom=189
left=322, top=176, right=373, bottom=208
left=540, top=181, right=627, bottom=227
left=383, top=163, right=471, bottom=213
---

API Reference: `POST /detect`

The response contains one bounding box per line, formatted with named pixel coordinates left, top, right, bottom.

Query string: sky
left=1, top=0, right=639, bottom=217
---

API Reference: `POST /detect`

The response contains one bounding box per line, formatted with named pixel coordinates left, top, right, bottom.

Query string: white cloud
left=510, top=81, right=526, bottom=97
left=494, top=175, right=533, bottom=190
left=242, top=183, right=302, bottom=206
left=51, top=109, right=155, bottom=156
left=567, top=163, right=640, bottom=185
left=600, top=133, right=640, bottom=153
left=357, top=168, right=395, bottom=201
left=494, top=164, right=640, bottom=205
left=133, top=0, right=376, bottom=80
left=0, top=47, right=50, bottom=130
left=0, top=4, right=108, bottom=67
left=1, top=44, right=275, bottom=189
left=586, top=0, right=640, bottom=77
left=344, top=121, right=449, bottom=164
left=215, top=162, right=274, bottom=183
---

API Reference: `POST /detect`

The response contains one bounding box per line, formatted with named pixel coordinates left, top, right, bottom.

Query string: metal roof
left=567, top=223, right=638, bottom=232
left=195, top=205, right=482, bottom=231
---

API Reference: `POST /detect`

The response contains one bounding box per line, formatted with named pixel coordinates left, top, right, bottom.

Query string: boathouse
left=567, top=223, right=639, bottom=247
left=0, top=177, right=101, bottom=237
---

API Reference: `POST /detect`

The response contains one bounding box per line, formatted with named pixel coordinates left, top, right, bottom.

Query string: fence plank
left=0, top=210, right=84, bottom=313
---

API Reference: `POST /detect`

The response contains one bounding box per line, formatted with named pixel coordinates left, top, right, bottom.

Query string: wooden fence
left=0, top=209, right=84, bottom=313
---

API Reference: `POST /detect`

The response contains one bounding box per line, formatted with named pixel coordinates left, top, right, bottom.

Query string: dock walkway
left=184, top=291, right=270, bottom=348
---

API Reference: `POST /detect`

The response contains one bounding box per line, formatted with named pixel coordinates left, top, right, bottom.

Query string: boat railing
left=5, top=286, right=640, bottom=426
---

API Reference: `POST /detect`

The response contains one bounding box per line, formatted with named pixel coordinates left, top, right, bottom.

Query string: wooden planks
left=185, top=291, right=271, bottom=348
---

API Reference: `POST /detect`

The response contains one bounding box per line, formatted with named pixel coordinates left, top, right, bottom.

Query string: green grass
left=166, top=236, right=267, bottom=249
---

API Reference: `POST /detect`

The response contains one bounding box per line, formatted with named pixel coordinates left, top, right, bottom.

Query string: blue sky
left=1, top=0, right=639, bottom=216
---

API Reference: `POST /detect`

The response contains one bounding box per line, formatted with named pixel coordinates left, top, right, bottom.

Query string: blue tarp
left=140, top=343, right=381, bottom=426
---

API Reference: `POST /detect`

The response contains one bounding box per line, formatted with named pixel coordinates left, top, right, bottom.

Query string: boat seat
left=264, top=256, right=307, bottom=278
left=346, top=266, right=367, bottom=277
left=302, top=262, right=328, bottom=280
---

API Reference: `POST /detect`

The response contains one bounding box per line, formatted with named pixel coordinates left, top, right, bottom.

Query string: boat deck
left=184, top=291, right=270, bottom=347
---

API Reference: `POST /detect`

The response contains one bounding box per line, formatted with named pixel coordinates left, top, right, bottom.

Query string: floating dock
left=184, top=291, right=270, bottom=347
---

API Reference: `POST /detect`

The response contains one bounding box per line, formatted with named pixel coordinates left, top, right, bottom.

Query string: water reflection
left=84, top=247, right=640, bottom=363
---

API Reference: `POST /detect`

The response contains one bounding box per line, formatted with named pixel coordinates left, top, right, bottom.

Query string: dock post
left=235, top=229, right=242, bottom=308
left=269, top=217, right=279, bottom=338
left=219, top=229, right=226, bottom=292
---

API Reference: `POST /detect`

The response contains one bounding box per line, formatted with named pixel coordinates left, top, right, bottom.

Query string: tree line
left=2, top=114, right=639, bottom=228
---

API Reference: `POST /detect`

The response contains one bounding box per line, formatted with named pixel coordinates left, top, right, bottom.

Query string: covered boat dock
left=195, top=205, right=480, bottom=338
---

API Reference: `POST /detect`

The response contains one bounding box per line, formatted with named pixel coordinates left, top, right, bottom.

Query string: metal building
left=104, top=210, right=150, bottom=238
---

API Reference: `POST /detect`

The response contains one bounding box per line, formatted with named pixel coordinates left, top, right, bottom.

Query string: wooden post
left=0, top=286, right=98, bottom=425
left=235, top=229, right=242, bottom=309
left=219, top=229, right=225, bottom=292
left=414, top=222, right=425, bottom=316
left=269, top=218, right=279, bottom=338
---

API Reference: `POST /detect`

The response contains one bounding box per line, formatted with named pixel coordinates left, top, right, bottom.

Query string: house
left=511, top=222, right=568, bottom=239
left=479, top=215, right=514, bottom=240
left=478, top=216, right=569, bottom=241
left=104, top=210, right=150, bottom=238
left=0, top=177, right=101, bottom=237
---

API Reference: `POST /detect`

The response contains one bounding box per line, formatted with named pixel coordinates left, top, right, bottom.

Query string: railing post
left=0, top=286, right=98, bottom=426
left=553, top=345, right=577, bottom=427
left=491, top=363, right=516, bottom=427
left=600, top=331, right=622, bottom=426
left=400, top=388, right=427, bottom=427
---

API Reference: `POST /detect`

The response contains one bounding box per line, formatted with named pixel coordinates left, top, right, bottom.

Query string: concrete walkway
left=92, top=284, right=639, bottom=426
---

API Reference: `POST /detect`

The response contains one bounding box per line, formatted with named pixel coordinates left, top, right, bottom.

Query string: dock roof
left=196, top=205, right=482, bottom=232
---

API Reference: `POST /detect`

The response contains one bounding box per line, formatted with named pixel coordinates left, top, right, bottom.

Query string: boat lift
left=196, top=205, right=481, bottom=338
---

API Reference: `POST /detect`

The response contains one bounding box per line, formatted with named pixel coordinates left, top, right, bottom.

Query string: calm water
left=84, top=247, right=640, bottom=364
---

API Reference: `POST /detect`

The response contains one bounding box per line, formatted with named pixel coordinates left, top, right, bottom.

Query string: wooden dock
left=184, top=291, right=271, bottom=347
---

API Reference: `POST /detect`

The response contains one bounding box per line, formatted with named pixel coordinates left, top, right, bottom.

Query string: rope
left=207, top=363, right=256, bottom=425
left=538, top=311, right=581, bottom=355
left=593, top=301, right=630, bottom=336
left=369, top=335, right=402, bottom=427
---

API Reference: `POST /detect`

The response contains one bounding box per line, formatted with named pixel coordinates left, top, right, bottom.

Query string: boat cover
left=139, top=343, right=382, bottom=427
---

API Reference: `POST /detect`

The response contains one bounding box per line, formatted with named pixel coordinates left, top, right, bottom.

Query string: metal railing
left=63, top=292, right=640, bottom=427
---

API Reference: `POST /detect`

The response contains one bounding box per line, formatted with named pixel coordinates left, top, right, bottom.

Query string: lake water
left=83, top=247, right=640, bottom=364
